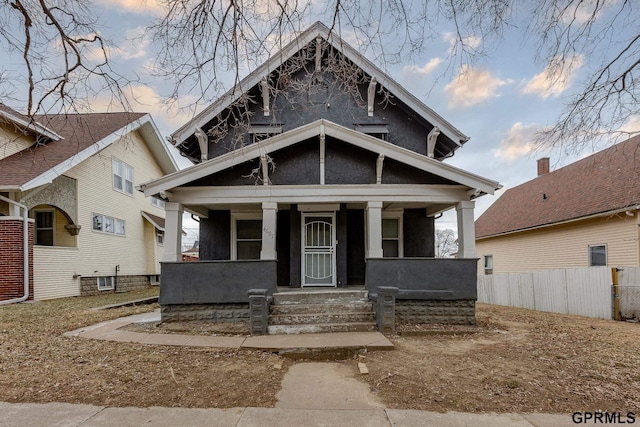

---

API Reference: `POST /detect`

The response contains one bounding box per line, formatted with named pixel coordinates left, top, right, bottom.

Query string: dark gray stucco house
left=140, top=22, right=500, bottom=329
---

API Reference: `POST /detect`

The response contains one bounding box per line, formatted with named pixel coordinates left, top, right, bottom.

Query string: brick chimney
left=537, top=157, right=550, bottom=176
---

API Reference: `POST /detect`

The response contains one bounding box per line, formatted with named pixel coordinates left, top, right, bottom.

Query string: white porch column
left=162, top=202, right=184, bottom=262
left=366, top=201, right=384, bottom=258
left=456, top=200, right=476, bottom=258
left=260, top=202, right=278, bottom=260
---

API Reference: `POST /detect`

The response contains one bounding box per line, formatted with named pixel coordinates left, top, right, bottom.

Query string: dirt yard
left=1, top=291, right=639, bottom=413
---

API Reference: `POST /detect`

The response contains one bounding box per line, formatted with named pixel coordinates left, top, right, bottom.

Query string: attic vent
left=354, top=124, right=389, bottom=141
left=249, top=125, right=283, bottom=143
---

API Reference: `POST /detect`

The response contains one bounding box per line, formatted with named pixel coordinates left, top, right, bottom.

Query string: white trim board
left=141, top=119, right=500, bottom=197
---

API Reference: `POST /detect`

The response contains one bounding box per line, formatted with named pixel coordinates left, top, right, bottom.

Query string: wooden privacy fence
left=478, top=267, right=613, bottom=320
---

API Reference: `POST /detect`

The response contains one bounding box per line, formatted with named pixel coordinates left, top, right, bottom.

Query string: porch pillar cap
left=377, top=286, right=399, bottom=295
left=247, top=289, right=269, bottom=296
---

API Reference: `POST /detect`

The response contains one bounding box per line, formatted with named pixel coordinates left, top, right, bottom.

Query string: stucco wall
left=476, top=215, right=640, bottom=274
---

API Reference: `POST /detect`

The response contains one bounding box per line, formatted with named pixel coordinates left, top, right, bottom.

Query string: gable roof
left=141, top=119, right=499, bottom=197
left=0, top=104, right=62, bottom=142
left=0, top=112, right=178, bottom=192
left=475, top=135, right=640, bottom=239
left=171, top=21, right=468, bottom=153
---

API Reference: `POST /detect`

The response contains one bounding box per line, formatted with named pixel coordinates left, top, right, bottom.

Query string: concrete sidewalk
left=0, top=402, right=576, bottom=427
left=63, top=310, right=394, bottom=352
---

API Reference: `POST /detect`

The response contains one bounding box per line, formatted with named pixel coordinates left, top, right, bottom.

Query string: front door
left=302, top=213, right=336, bottom=287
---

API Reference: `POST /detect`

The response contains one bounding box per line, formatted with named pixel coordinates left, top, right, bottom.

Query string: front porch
left=159, top=256, right=478, bottom=329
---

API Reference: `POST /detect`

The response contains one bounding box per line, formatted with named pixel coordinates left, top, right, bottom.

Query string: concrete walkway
left=64, top=310, right=395, bottom=352
left=46, top=311, right=580, bottom=426
left=0, top=402, right=576, bottom=426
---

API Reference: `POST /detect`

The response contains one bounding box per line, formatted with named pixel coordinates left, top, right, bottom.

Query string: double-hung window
left=381, top=211, right=403, bottom=258
left=113, top=158, right=134, bottom=195
left=34, top=209, right=55, bottom=246
left=484, top=255, right=493, bottom=275
left=232, top=213, right=262, bottom=260
left=589, top=245, right=607, bottom=266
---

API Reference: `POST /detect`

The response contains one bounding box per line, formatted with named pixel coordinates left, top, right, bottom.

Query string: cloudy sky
left=2, top=1, right=635, bottom=244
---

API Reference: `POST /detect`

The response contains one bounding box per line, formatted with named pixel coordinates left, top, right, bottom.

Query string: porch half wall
left=160, top=260, right=277, bottom=305
left=366, top=257, right=478, bottom=325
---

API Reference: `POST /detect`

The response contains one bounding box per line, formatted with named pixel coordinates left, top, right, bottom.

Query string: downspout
left=0, top=195, right=30, bottom=305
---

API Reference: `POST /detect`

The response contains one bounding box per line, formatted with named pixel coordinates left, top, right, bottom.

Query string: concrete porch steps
left=268, top=289, right=376, bottom=334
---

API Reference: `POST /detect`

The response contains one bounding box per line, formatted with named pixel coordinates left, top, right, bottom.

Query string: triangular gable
left=141, top=119, right=499, bottom=196
left=0, top=114, right=178, bottom=192
left=171, top=22, right=468, bottom=151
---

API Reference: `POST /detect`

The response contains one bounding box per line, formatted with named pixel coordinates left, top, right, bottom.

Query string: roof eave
left=476, top=204, right=640, bottom=240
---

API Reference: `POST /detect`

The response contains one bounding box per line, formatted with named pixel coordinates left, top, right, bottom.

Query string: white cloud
left=403, top=58, right=443, bottom=76
left=561, top=0, right=603, bottom=25
left=443, top=33, right=482, bottom=54
left=523, top=55, right=583, bottom=99
left=86, top=28, right=150, bottom=63
left=494, top=122, right=539, bottom=162
left=91, top=85, right=199, bottom=133
left=444, top=65, right=510, bottom=108
left=617, top=114, right=640, bottom=135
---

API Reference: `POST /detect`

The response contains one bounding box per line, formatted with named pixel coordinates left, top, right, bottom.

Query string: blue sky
left=2, top=1, right=636, bottom=243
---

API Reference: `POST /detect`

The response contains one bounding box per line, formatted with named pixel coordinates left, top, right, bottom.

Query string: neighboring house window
left=589, top=245, right=607, bottom=266
left=381, top=212, right=403, bottom=258
left=112, top=158, right=134, bottom=195
left=484, top=255, right=493, bottom=275
left=97, top=276, right=114, bottom=291
left=156, top=230, right=164, bottom=245
left=93, top=213, right=125, bottom=236
left=34, top=209, right=55, bottom=246
left=232, top=214, right=262, bottom=260
left=151, top=197, right=165, bottom=209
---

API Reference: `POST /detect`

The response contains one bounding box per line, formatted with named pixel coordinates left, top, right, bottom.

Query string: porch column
left=162, top=202, right=184, bottom=262
left=366, top=201, right=384, bottom=258
left=456, top=200, right=476, bottom=258
left=261, top=202, right=278, bottom=260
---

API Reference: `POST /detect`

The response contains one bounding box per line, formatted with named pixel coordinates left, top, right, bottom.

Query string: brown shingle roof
left=141, top=211, right=165, bottom=230
left=0, top=112, right=145, bottom=188
left=475, top=135, right=640, bottom=238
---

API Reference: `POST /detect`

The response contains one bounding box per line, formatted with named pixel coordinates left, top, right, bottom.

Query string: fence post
left=611, top=268, right=621, bottom=321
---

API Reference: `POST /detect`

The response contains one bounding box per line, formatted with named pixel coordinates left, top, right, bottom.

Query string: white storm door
left=302, top=213, right=336, bottom=287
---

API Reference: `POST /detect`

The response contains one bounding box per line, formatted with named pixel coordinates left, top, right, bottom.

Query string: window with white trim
left=484, top=255, right=493, bottom=275
left=92, top=213, right=125, bottom=236
left=589, top=245, right=607, bottom=266
left=231, top=213, right=262, bottom=260
left=381, top=211, right=403, bottom=258
left=151, top=197, right=165, bottom=209
left=112, top=158, right=134, bottom=195
left=97, top=276, right=114, bottom=291
left=34, top=209, right=55, bottom=246
left=156, top=230, right=164, bottom=245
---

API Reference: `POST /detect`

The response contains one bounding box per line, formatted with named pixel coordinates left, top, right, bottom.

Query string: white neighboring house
left=0, top=104, right=178, bottom=301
